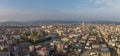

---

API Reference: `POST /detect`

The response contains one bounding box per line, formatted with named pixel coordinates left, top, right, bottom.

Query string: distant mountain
left=0, top=21, right=24, bottom=24
left=0, top=20, right=81, bottom=25
left=88, top=21, right=120, bottom=24
left=0, top=20, right=120, bottom=25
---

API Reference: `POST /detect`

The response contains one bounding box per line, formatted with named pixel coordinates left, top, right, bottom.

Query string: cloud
left=89, top=0, right=105, bottom=4
left=90, top=0, right=120, bottom=8
left=89, top=0, right=120, bottom=13
left=0, top=8, right=82, bottom=22
left=68, top=0, right=120, bottom=21
left=0, top=0, right=120, bottom=22
left=0, top=8, right=60, bottom=22
left=95, top=0, right=105, bottom=4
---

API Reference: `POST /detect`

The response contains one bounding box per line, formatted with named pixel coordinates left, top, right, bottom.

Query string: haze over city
left=0, top=0, right=120, bottom=22
left=1, top=0, right=120, bottom=56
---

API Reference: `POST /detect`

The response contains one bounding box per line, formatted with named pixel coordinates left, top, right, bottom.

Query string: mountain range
left=0, top=20, right=120, bottom=25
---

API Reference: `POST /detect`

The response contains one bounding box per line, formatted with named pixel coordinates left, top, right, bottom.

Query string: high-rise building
left=82, top=21, right=85, bottom=30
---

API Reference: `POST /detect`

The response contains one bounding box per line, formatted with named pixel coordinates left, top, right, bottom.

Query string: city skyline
left=0, top=0, right=120, bottom=22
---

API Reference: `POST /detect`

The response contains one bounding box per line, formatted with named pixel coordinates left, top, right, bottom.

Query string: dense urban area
left=0, top=22, right=120, bottom=56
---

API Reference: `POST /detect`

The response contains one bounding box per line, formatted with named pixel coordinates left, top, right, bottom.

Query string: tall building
left=82, top=21, right=85, bottom=30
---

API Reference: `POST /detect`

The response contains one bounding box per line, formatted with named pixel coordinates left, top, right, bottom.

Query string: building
left=100, top=48, right=111, bottom=56
left=29, top=45, right=34, bottom=52
left=56, top=43, right=63, bottom=52
left=0, top=46, right=10, bottom=56
left=82, top=21, right=85, bottom=30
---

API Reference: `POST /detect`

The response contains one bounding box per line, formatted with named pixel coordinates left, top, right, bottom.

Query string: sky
left=0, top=0, right=120, bottom=22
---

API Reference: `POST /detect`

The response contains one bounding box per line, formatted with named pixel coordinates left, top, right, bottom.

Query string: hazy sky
left=0, top=0, right=120, bottom=22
